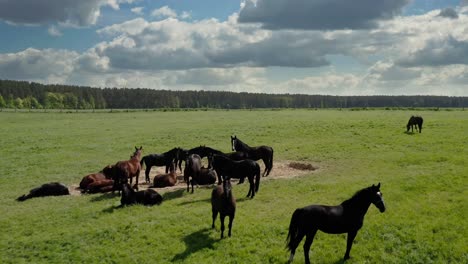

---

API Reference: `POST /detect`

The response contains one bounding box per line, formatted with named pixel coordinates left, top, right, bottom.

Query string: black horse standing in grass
left=140, top=148, right=179, bottom=183
left=211, top=176, right=236, bottom=238
left=406, top=115, right=423, bottom=133
left=17, top=182, right=70, bottom=201
left=210, top=154, right=260, bottom=199
left=184, top=154, right=202, bottom=193
left=231, top=135, right=273, bottom=177
left=286, top=183, right=386, bottom=264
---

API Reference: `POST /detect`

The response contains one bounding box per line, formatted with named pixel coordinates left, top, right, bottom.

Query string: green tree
left=45, top=92, right=64, bottom=109
left=14, top=97, right=24, bottom=109
left=0, top=94, right=6, bottom=108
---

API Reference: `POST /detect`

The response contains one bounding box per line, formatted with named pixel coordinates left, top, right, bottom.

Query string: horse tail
left=140, top=156, right=146, bottom=168
left=255, top=162, right=261, bottom=192
left=286, top=208, right=302, bottom=252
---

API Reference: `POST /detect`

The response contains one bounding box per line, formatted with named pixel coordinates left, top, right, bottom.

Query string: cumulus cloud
left=397, top=36, right=468, bottom=67
left=0, top=48, right=77, bottom=81
left=438, top=8, right=458, bottom=19
left=151, top=6, right=177, bottom=19
left=131, top=7, right=144, bottom=15
left=0, top=0, right=135, bottom=26
left=238, top=0, right=410, bottom=30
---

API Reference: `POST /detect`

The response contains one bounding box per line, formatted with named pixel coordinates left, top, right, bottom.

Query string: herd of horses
left=18, top=119, right=420, bottom=262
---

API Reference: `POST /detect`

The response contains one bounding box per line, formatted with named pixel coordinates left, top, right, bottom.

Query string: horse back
left=299, top=204, right=362, bottom=234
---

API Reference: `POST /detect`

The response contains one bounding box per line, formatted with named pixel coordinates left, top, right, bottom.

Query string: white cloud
left=0, top=48, right=77, bottom=82
left=48, top=25, right=63, bottom=37
left=131, top=7, right=144, bottom=15
left=151, top=6, right=177, bottom=19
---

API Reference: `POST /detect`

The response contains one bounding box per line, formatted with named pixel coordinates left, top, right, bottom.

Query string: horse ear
left=377, top=182, right=381, bottom=188
left=139, top=146, right=143, bottom=150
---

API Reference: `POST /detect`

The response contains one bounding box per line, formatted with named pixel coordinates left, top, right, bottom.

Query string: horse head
left=231, top=135, right=237, bottom=151
left=370, top=183, right=385, bottom=213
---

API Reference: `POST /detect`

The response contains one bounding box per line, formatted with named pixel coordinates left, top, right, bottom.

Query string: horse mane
left=235, top=138, right=250, bottom=150
left=340, top=186, right=371, bottom=207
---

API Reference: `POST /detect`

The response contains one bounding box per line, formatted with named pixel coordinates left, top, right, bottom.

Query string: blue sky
left=0, top=0, right=467, bottom=96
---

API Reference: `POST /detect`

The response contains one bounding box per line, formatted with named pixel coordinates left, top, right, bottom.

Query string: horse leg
left=186, top=177, right=190, bottom=192
left=262, top=158, right=268, bottom=177
left=303, top=229, right=317, bottom=264
left=228, top=213, right=234, bottom=237
left=134, top=169, right=140, bottom=191
left=344, top=230, right=358, bottom=260
left=145, top=167, right=151, bottom=183
left=212, top=209, right=218, bottom=229
left=248, top=176, right=255, bottom=198
left=288, top=231, right=306, bottom=264
left=220, top=213, right=226, bottom=238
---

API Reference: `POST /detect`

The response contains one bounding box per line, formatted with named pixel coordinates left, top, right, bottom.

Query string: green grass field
left=0, top=109, right=466, bottom=263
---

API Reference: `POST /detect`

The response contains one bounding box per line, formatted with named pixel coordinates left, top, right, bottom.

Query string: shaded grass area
left=0, top=110, right=467, bottom=263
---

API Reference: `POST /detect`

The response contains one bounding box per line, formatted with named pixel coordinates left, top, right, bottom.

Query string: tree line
left=0, top=79, right=466, bottom=109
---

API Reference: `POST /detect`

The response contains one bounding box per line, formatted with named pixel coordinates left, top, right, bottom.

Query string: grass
left=0, top=109, right=466, bottom=263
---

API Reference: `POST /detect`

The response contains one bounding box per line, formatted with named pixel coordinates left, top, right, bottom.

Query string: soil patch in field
left=70, top=160, right=319, bottom=196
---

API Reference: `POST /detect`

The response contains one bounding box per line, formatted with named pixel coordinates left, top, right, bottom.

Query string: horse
left=188, top=145, right=247, bottom=169
left=121, top=183, right=163, bottom=206
left=211, top=176, right=236, bottom=238
left=79, top=164, right=113, bottom=190
left=197, top=167, right=217, bottom=185
left=82, top=179, right=114, bottom=194
left=210, top=154, right=260, bottom=199
left=175, top=147, right=189, bottom=173
left=231, top=135, right=274, bottom=177
left=406, top=115, right=423, bottom=133
left=153, top=163, right=178, bottom=188
left=184, top=154, right=202, bottom=193
left=286, top=183, right=386, bottom=264
left=17, top=182, right=70, bottom=201
left=112, top=146, right=143, bottom=192
left=140, top=147, right=179, bottom=183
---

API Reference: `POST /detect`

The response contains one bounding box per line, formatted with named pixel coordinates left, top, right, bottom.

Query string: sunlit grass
left=0, top=109, right=466, bottom=263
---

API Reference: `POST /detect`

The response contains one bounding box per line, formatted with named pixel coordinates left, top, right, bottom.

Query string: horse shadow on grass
left=89, top=192, right=120, bottom=202
left=171, top=228, right=218, bottom=262
left=162, top=188, right=185, bottom=201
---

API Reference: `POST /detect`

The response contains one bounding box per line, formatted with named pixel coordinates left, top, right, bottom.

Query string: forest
left=0, top=79, right=466, bottom=109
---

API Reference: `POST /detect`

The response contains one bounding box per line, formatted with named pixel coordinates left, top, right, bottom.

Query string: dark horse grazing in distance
left=17, top=182, right=70, bottom=201
left=407, top=115, right=423, bottom=133
left=286, top=183, right=386, bottom=264
left=112, top=146, right=143, bottom=192
left=121, top=183, right=163, bottom=206
left=211, top=176, right=236, bottom=238
left=231, top=135, right=274, bottom=177
left=140, top=147, right=179, bottom=183
left=210, top=154, right=260, bottom=199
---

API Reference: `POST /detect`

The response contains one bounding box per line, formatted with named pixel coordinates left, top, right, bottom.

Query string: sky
left=0, top=0, right=467, bottom=96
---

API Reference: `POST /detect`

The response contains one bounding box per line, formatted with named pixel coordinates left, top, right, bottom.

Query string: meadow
left=0, top=109, right=466, bottom=264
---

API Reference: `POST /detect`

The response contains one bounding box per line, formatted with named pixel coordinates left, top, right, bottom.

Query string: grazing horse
left=211, top=177, right=236, bottom=238
left=153, top=163, right=178, bottom=188
left=210, top=154, right=260, bottom=199
left=286, top=183, right=386, bottom=264
left=140, top=147, right=179, bottom=183
left=121, top=183, right=163, bottom=206
left=17, top=182, right=70, bottom=201
left=112, top=146, right=143, bottom=192
left=406, top=115, right=424, bottom=133
left=184, top=154, right=202, bottom=193
left=231, top=135, right=274, bottom=177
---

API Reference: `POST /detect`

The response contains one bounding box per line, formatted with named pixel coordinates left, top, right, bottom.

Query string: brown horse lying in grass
left=153, top=164, right=178, bottom=188
left=82, top=179, right=114, bottom=194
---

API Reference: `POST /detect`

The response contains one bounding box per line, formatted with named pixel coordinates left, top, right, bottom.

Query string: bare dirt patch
left=70, top=160, right=319, bottom=196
